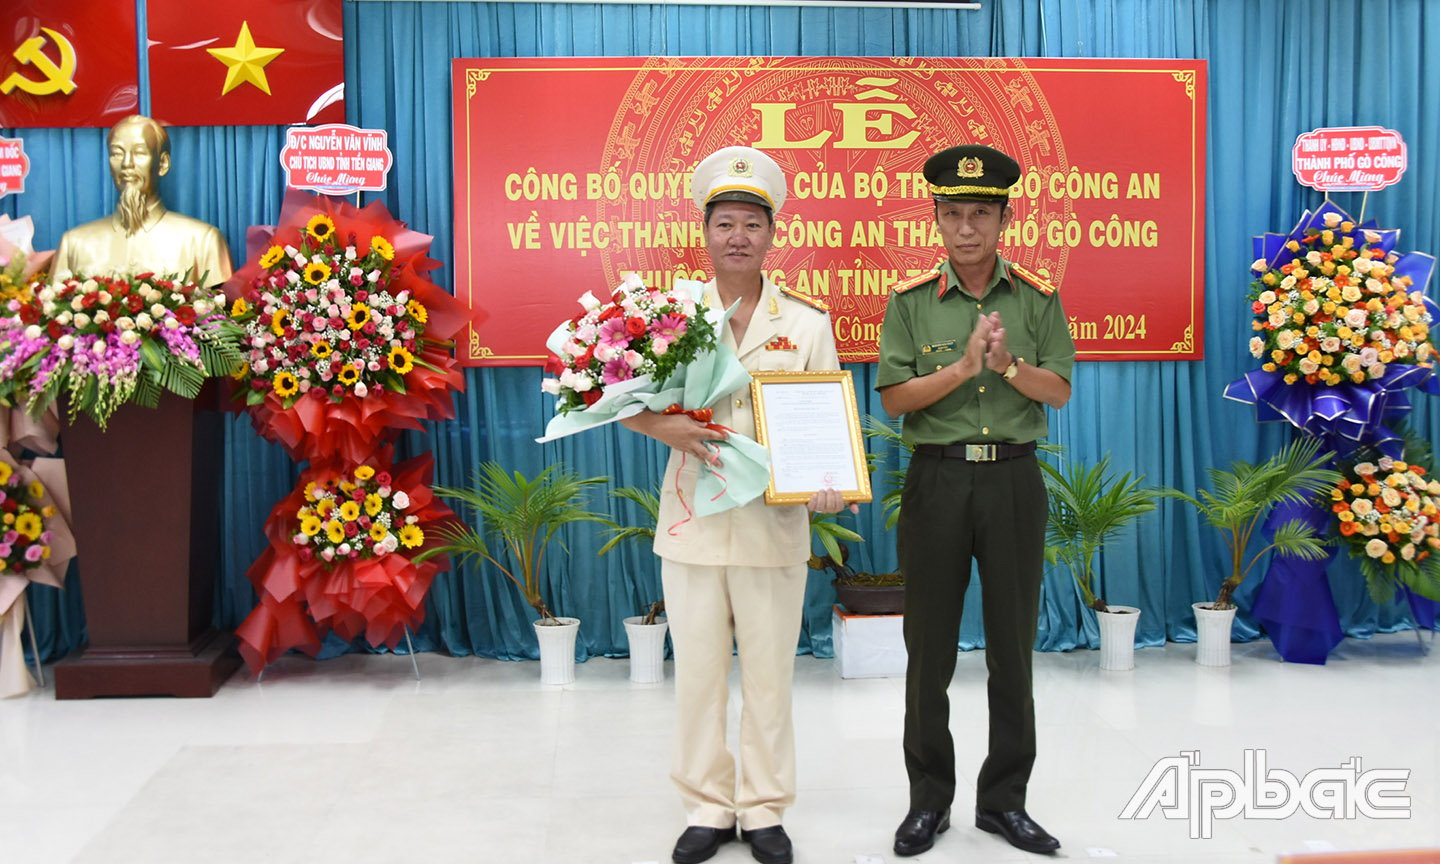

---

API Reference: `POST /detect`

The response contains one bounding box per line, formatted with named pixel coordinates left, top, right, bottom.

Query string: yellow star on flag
left=206, top=21, right=285, bottom=96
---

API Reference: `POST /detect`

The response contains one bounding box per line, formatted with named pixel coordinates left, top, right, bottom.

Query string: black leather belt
left=913, top=441, right=1037, bottom=462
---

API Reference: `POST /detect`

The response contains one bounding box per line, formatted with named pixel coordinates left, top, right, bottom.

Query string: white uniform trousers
left=661, top=558, right=808, bottom=830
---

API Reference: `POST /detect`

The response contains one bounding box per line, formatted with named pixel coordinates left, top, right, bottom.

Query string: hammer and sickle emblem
left=1, top=27, right=79, bottom=97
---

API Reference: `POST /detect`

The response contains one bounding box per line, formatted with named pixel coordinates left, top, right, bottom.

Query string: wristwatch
left=1003, top=357, right=1021, bottom=380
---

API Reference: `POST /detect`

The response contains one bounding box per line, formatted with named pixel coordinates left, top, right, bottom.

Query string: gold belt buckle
left=965, top=444, right=996, bottom=462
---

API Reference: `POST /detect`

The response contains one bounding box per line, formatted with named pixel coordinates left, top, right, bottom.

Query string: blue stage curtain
left=6, top=0, right=1438, bottom=664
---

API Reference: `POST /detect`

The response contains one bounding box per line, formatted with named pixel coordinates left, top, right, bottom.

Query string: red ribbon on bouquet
left=661, top=404, right=736, bottom=535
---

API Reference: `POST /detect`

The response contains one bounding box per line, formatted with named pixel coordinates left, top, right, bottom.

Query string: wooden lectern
left=53, top=389, right=240, bottom=698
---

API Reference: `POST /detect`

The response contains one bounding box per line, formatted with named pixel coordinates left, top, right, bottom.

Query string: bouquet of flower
left=1330, top=452, right=1440, bottom=604
left=537, top=275, right=770, bottom=516
left=293, top=464, right=426, bottom=566
left=1247, top=209, right=1435, bottom=386
left=235, top=452, right=457, bottom=674
left=0, top=216, right=52, bottom=308
left=0, top=453, right=75, bottom=698
left=0, top=272, right=244, bottom=429
left=226, top=192, right=471, bottom=466
left=0, top=458, right=55, bottom=574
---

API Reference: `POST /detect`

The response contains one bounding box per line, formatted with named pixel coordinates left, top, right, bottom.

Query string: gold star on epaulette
left=891, top=260, right=946, bottom=295
left=779, top=286, right=829, bottom=312
left=1008, top=263, right=1059, bottom=296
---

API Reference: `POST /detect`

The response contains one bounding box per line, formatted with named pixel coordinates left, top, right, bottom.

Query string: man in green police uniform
left=876, top=144, right=1075, bottom=857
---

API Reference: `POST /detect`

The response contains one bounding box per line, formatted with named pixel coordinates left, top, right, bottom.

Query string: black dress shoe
left=975, top=807, right=1061, bottom=854
left=672, top=825, right=736, bottom=864
left=740, top=825, right=793, bottom=864
left=893, top=808, right=950, bottom=857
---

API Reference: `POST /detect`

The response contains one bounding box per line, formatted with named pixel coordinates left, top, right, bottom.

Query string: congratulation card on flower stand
left=749, top=370, right=872, bottom=506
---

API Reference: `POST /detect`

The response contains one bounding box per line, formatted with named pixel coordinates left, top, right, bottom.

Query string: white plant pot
left=534, top=617, right=580, bottom=685
left=1096, top=605, right=1141, bottom=671
left=623, top=616, right=669, bottom=684
left=1193, top=602, right=1238, bottom=667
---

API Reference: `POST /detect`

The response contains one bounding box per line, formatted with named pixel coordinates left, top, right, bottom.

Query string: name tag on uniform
left=766, top=336, right=798, bottom=351
left=920, top=339, right=957, bottom=355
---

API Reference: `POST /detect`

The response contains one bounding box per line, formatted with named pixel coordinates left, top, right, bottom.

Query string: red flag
left=147, top=0, right=344, bottom=127
left=0, top=3, right=139, bottom=129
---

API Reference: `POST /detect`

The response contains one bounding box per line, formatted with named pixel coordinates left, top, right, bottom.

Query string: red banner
left=147, top=0, right=344, bottom=127
left=453, top=57, right=1206, bottom=364
left=281, top=124, right=394, bottom=195
left=0, top=137, right=28, bottom=197
left=0, top=4, right=139, bottom=129
left=1293, top=126, right=1407, bottom=193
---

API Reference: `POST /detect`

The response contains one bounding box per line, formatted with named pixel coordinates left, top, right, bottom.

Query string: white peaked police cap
left=690, top=146, right=786, bottom=215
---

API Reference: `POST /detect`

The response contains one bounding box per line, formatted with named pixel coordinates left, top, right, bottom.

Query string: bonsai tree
left=1160, top=436, right=1341, bottom=610
left=419, top=461, right=609, bottom=622
left=1040, top=453, right=1158, bottom=613
left=597, top=485, right=665, bottom=624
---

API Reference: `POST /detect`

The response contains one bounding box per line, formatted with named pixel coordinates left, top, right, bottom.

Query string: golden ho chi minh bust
left=53, top=115, right=233, bottom=288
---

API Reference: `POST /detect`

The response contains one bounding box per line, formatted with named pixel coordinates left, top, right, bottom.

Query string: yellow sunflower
left=370, top=235, right=395, bottom=261
left=316, top=498, right=337, bottom=516
left=300, top=515, right=323, bottom=537
left=307, top=214, right=337, bottom=243
left=259, top=245, right=286, bottom=268
left=325, top=520, right=345, bottom=544
left=398, top=524, right=425, bottom=549
left=15, top=512, right=42, bottom=541
left=303, top=261, right=332, bottom=285
left=354, top=466, right=376, bottom=481
left=273, top=371, right=299, bottom=398
left=310, top=340, right=333, bottom=359
left=271, top=309, right=290, bottom=336
left=338, top=500, right=361, bottom=522
left=231, top=297, right=249, bottom=317
left=368, top=523, right=390, bottom=543
left=304, top=481, right=319, bottom=502
left=338, top=364, right=361, bottom=386
left=346, top=305, right=371, bottom=331
left=364, top=493, right=383, bottom=516
left=229, top=360, right=250, bottom=381
left=27, top=480, right=45, bottom=500
left=406, top=299, right=428, bottom=325
left=388, top=345, right=414, bottom=374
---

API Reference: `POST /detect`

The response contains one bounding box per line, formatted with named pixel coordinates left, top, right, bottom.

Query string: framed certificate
left=749, top=370, right=873, bottom=506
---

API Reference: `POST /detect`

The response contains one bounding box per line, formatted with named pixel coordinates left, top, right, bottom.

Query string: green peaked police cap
left=923, top=144, right=1021, bottom=203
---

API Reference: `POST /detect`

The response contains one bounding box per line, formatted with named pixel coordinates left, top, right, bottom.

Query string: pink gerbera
left=598, top=317, right=631, bottom=348
left=650, top=313, right=687, bottom=341
left=600, top=357, right=634, bottom=386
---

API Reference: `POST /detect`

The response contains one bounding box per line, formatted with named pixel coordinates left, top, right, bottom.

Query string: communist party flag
left=147, top=0, right=344, bottom=126
left=0, top=2, right=139, bottom=129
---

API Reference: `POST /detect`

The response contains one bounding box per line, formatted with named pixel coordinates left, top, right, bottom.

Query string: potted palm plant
left=597, top=485, right=669, bottom=683
left=1159, top=436, right=1340, bottom=666
left=420, top=461, right=609, bottom=684
left=1040, top=453, right=1157, bottom=671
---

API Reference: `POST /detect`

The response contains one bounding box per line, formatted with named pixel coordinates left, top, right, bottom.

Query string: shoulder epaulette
left=891, top=261, right=946, bottom=295
left=779, top=286, right=829, bottom=312
left=1008, top=262, right=1059, bottom=296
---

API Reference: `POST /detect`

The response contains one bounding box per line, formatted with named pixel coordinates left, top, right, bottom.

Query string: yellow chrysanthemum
left=406, top=299, right=428, bottom=325
left=364, top=493, right=383, bottom=516
left=231, top=297, right=250, bottom=318
left=0, top=462, right=12, bottom=484
left=273, top=371, right=299, bottom=398
left=27, top=480, right=45, bottom=500
left=307, top=214, right=337, bottom=243
left=304, top=261, right=332, bottom=285
left=16, top=512, right=43, bottom=541
left=271, top=309, right=290, bottom=336
left=398, top=524, right=425, bottom=549
left=347, top=305, right=371, bottom=331
left=388, top=346, right=414, bottom=374
left=368, top=523, right=390, bottom=543
left=325, top=521, right=345, bottom=544
left=354, top=466, right=376, bottom=481
left=338, top=500, right=361, bottom=522
left=338, top=364, right=361, bottom=386
left=370, top=235, right=394, bottom=261
left=300, top=516, right=323, bottom=537
left=259, top=245, right=286, bottom=268
left=311, top=340, right=333, bottom=359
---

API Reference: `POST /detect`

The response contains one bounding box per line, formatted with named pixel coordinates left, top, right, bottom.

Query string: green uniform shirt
left=875, top=254, right=1075, bottom=445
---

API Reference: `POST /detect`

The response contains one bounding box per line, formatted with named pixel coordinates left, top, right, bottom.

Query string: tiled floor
left=2, top=632, right=1438, bottom=864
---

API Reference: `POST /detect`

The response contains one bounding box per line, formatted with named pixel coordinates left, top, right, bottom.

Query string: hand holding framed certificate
left=749, top=370, right=873, bottom=506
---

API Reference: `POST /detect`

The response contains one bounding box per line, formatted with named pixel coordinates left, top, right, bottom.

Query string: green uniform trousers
left=897, top=449, right=1046, bottom=813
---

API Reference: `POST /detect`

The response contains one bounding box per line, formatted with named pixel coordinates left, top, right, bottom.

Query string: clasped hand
left=957, top=312, right=1014, bottom=379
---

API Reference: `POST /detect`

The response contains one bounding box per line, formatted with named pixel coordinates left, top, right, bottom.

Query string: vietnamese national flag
left=147, top=0, right=344, bottom=127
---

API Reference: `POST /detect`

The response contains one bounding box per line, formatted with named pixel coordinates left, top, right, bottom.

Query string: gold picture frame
left=749, top=369, right=873, bottom=506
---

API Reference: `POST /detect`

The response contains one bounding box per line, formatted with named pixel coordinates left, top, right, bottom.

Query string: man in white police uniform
left=623, top=146, right=850, bottom=864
